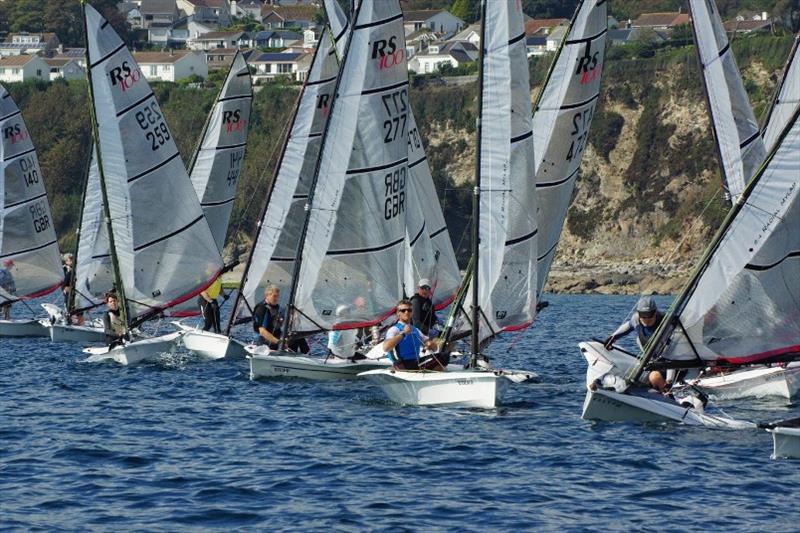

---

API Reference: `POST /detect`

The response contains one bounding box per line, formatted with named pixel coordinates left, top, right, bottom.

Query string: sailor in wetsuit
left=604, top=295, right=669, bottom=391
left=253, top=285, right=309, bottom=353
left=103, top=292, right=128, bottom=348
left=382, top=298, right=447, bottom=371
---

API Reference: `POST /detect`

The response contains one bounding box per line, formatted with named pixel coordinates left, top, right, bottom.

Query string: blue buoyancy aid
left=389, top=321, right=424, bottom=362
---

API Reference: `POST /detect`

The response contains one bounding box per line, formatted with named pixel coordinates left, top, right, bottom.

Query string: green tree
left=450, top=0, right=470, bottom=20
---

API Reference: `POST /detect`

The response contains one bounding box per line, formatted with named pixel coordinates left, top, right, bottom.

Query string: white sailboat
left=0, top=83, right=63, bottom=338
left=80, top=2, right=224, bottom=365
left=248, top=0, right=420, bottom=380
left=361, top=0, right=539, bottom=408
left=581, top=101, right=799, bottom=426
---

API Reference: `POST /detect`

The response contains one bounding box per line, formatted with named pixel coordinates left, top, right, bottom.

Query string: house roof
left=204, top=0, right=230, bottom=8
left=55, top=48, right=86, bottom=58
left=252, top=30, right=302, bottom=40
left=672, top=13, right=690, bottom=26
left=140, top=0, right=178, bottom=15
left=608, top=28, right=633, bottom=42
left=43, top=58, right=75, bottom=67
left=403, top=10, right=446, bottom=23
left=195, top=31, right=246, bottom=40
left=261, top=5, right=318, bottom=21
left=631, top=12, right=683, bottom=28
left=723, top=19, right=772, bottom=32
left=0, top=55, right=40, bottom=67
left=252, top=52, right=304, bottom=63
left=524, top=18, right=568, bottom=36
left=449, top=49, right=472, bottom=63
left=134, top=51, right=195, bottom=64
left=406, top=29, right=438, bottom=41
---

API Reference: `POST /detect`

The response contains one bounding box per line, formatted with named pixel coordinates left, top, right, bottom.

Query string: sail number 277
left=565, top=104, right=595, bottom=162
left=135, top=102, right=171, bottom=151
left=382, top=88, right=407, bottom=144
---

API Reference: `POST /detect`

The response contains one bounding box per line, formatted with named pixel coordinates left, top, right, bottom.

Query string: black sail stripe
left=506, top=228, right=538, bottom=247
left=2, top=92, right=11, bottom=99
left=201, top=196, right=236, bottom=207
left=510, top=130, right=533, bottom=144
left=306, top=75, right=337, bottom=86
left=0, top=110, right=21, bottom=122
left=116, top=92, right=155, bottom=117
left=218, top=94, right=252, bottom=103
left=3, top=147, right=36, bottom=162
left=745, top=251, right=800, bottom=271
left=334, top=21, right=349, bottom=42
left=409, top=222, right=426, bottom=247
left=4, top=191, right=47, bottom=210
left=718, top=42, right=730, bottom=58
left=91, top=253, right=111, bottom=259
left=235, top=70, right=250, bottom=77
left=537, top=167, right=580, bottom=188
left=89, top=41, right=126, bottom=69
left=409, top=155, right=427, bottom=168
left=429, top=226, right=448, bottom=239
left=354, top=12, right=403, bottom=30
left=362, top=79, right=409, bottom=96
left=0, top=238, right=58, bottom=259
left=213, top=141, right=247, bottom=151
left=537, top=240, right=559, bottom=262
left=270, top=256, right=294, bottom=262
left=536, top=92, right=600, bottom=112
left=327, top=236, right=405, bottom=256
left=128, top=151, right=181, bottom=183
left=346, top=157, right=407, bottom=175
left=307, top=132, right=323, bottom=139
left=566, top=28, right=608, bottom=45
left=508, top=32, right=526, bottom=46
left=292, top=194, right=309, bottom=200
left=739, top=131, right=761, bottom=149
left=133, top=215, right=203, bottom=252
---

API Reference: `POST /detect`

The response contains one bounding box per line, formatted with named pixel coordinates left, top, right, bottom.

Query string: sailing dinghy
left=79, top=2, right=224, bottom=364
left=0, top=83, right=63, bottom=338
left=581, top=101, right=799, bottom=426
left=361, top=0, right=540, bottom=408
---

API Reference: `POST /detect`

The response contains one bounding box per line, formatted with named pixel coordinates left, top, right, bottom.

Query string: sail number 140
left=135, top=102, right=171, bottom=151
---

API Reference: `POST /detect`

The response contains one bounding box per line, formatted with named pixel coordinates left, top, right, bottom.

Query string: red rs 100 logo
left=371, top=36, right=404, bottom=70
left=109, top=61, right=142, bottom=92
left=223, top=109, right=247, bottom=133
left=3, top=123, right=28, bottom=144
left=575, top=43, right=601, bottom=85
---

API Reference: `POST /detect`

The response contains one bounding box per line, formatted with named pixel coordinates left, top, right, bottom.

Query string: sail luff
left=761, top=35, right=800, bottom=154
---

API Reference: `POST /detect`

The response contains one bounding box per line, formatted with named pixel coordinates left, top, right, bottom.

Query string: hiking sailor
left=382, top=299, right=446, bottom=371
left=198, top=276, right=223, bottom=333
left=103, top=292, right=128, bottom=348
left=253, top=285, right=309, bottom=353
left=604, top=295, right=670, bottom=392
left=410, top=278, right=439, bottom=336
left=0, top=259, right=15, bottom=320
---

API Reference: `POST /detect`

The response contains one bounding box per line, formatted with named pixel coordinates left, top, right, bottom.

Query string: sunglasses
left=397, top=308, right=412, bottom=313
left=639, top=312, right=656, bottom=319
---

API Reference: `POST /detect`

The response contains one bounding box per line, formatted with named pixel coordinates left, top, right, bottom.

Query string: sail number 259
left=135, top=102, right=171, bottom=151
left=382, top=88, right=407, bottom=144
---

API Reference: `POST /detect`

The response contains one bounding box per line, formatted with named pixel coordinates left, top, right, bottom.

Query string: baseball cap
left=418, top=278, right=431, bottom=288
left=636, top=295, right=657, bottom=316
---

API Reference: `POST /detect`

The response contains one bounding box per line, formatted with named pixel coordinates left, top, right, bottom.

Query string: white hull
left=247, top=346, right=392, bottom=380
left=82, top=332, right=181, bottom=366
left=359, top=367, right=534, bottom=409
left=177, top=325, right=247, bottom=360
left=0, top=319, right=49, bottom=338
left=49, top=323, right=107, bottom=343
left=769, top=427, right=800, bottom=459
left=691, top=364, right=800, bottom=401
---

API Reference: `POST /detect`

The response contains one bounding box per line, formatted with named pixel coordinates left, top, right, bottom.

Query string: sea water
left=2, top=294, right=798, bottom=530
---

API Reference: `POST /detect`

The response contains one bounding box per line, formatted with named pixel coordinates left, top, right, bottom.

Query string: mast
left=80, top=0, right=130, bottom=330
left=223, top=45, right=324, bottom=336
left=688, top=0, right=732, bottom=203
left=469, top=0, right=488, bottom=366
left=277, top=1, right=360, bottom=350
left=628, top=103, right=800, bottom=383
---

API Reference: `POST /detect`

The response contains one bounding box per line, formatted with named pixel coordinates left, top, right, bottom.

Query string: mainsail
left=188, top=51, right=253, bottom=252
left=466, top=0, right=538, bottom=343
left=291, top=0, right=411, bottom=332
left=689, top=0, right=766, bottom=202
left=232, top=25, right=341, bottom=325
left=0, top=84, right=62, bottom=303
left=83, top=3, right=223, bottom=324
left=532, top=0, right=607, bottom=295
left=636, top=105, right=799, bottom=372
left=761, top=35, right=800, bottom=154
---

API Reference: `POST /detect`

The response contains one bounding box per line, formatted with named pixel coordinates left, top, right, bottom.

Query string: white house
left=0, top=32, right=60, bottom=57
left=43, top=58, right=85, bottom=81
left=138, top=0, right=181, bottom=29
left=250, top=51, right=311, bottom=81
left=0, top=55, right=50, bottom=83
left=133, top=51, right=209, bottom=81
left=188, top=31, right=247, bottom=50
left=177, top=0, right=232, bottom=25
left=403, top=10, right=465, bottom=36
left=231, top=0, right=264, bottom=19
left=450, top=24, right=480, bottom=46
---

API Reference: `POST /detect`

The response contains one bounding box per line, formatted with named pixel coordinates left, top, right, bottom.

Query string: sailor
left=103, top=292, right=128, bottom=348
left=0, top=259, right=16, bottom=320
left=410, top=278, right=438, bottom=336
left=604, top=295, right=669, bottom=391
left=327, top=304, right=361, bottom=360
left=382, top=298, right=447, bottom=371
left=61, top=253, right=84, bottom=325
left=253, top=285, right=309, bottom=353
left=198, top=276, right=223, bottom=333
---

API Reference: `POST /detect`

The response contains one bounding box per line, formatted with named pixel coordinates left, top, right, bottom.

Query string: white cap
left=418, top=278, right=431, bottom=288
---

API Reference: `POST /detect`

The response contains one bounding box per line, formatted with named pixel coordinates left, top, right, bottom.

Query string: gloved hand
left=603, top=336, right=617, bottom=350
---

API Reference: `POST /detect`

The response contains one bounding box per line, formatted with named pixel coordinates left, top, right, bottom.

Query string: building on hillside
left=405, top=28, right=439, bottom=59
left=608, top=26, right=668, bottom=46
left=52, top=48, right=87, bottom=68
left=0, top=55, right=50, bottom=83
left=545, top=25, right=567, bottom=52
left=450, top=24, right=480, bottom=46
left=188, top=30, right=247, bottom=50
left=261, top=5, right=319, bottom=29
left=177, top=0, right=232, bottom=25
left=250, top=51, right=311, bottom=81
left=723, top=18, right=773, bottom=34
left=629, top=11, right=689, bottom=33
left=134, top=50, right=208, bottom=81
left=231, top=0, right=264, bottom=19
left=0, top=33, right=61, bottom=57
left=524, top=18, right=568, bottom=37
left=408, top=41, right=477, bottom=74
left=188, top=18, right=220, bottom=40
left=205, top=47, right=256, bottom=69
left=43, top=58, right=85, bottom=81
left=138, top=0, right=181, bottom=29
left=250, top=30, right=303, bottom=48
left=526, top=36, right=547, bottom=57
left=403, top=10, right=465, bottom=36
